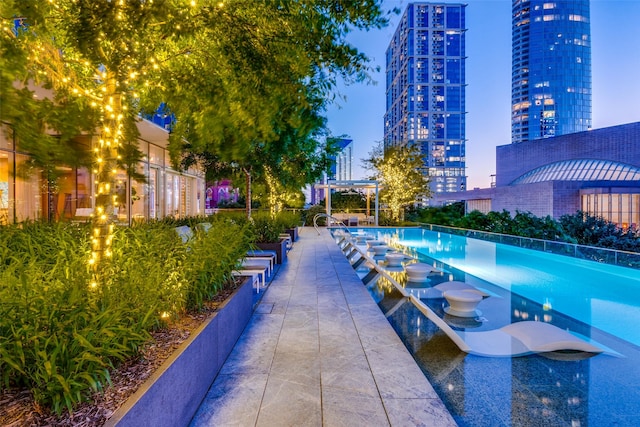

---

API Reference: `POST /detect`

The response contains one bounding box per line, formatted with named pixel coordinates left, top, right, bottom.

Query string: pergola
left=314, top=179, right=380, bottom=226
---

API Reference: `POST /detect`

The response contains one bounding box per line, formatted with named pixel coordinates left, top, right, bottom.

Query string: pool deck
left=190, top=227, right=457, bottom=426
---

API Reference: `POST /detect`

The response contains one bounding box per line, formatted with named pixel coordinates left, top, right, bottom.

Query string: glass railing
left=421, top=223, right=640, bottom=270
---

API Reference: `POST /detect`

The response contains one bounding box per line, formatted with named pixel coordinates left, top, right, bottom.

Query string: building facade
left=511, top=0, right=591, bottom=143
left=0, top=118, right=205, bottom=225
left=310, top=138, right=353, bottom=205
left=384, top=2, right=467, bottom=201
left=454, top=122, right=640, bottom=227
left=333, top=138, right=353, bottom=182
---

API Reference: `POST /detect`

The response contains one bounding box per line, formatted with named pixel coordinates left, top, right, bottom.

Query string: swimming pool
left=360, top=227, right=640, bottom=347
left=340, top=227, right=640, bottom=426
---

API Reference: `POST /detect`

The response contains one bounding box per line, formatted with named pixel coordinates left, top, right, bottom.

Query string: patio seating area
left=329, top=212, right=375, bottom=226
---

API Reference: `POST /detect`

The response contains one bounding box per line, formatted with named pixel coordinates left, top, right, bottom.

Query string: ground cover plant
left=0, top=218, right=252, bottom=415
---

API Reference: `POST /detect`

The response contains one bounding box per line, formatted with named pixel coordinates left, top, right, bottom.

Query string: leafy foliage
left=406, top=202, right=465, bottom=225
left=411, top=205, right=639, bottom=252
left=559, top=211, right=640, bottom=252
left=273, top=211, right=303, bottom=230
left=0, top=218, right=252, bottom=414
left=249, top=212, right=286, bottom=244
left=303, top=204, right=329, bottom=226
left=323, top=191, right=367, bottom=212
left=362, top=142, right=431, bottom=221
left=1, top=1, right=396, bottom=220
left=181, top=218, right=252, bottom=309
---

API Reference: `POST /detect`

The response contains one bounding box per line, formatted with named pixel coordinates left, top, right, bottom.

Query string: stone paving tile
left=189, top=373, right=267, bottom=427
left=322, top=387, right=391, bottom=427
left=191, top=227, right=455, bottom=427
left=383, top=397, right=458, bottom=427
left=320, top=353, right=378, bottom=397
left=257, top=376, right=322, bottom=427
left=365, top=344, right=440, bottom=400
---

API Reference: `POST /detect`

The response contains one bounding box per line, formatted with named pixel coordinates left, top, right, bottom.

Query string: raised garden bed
left=104, top=276, right=253, bottom=427
left=256, top=237, right=288, bottom=264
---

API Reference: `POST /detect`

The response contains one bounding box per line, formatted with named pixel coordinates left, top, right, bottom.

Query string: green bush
left=100, top=222, right=189, bottom=326
left=303, top=205, right=327, bottom=225
left=274, top=211, right=302, bottom=230
left=182, top=218, right=252, bottom=309
left=250, top=212, right=285, bottom=243
left=214, top=210, right=252, bottom=227
left=0, top=222, right=150, bottom=414
left=0, top=218, right=253, bottom=414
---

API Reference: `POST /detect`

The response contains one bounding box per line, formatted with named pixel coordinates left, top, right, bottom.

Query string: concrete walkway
left=190, top=227, right=457, bottom=427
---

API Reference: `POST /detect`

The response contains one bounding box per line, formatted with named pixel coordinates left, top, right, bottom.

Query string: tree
left=362, top=142, right=431, bottom=222
left=1, top=0, right=395, bottom=271
left=1, top=0, right=194, bottom=272
left=324, top=191, right=367, bottom=212
left=406, top=202, right=465, bottom=225
left=155, top=2, right=393, bottom=218
left=559, top=211, right=640, bottom=251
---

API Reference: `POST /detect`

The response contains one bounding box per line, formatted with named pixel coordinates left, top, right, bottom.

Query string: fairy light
left=10, top=5, right=144, bottom=291
left=90, top=72, right=124, bottom=279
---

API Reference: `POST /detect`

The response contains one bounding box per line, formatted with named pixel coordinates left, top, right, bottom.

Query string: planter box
left=105, top=277, right=253, bottom=427
left=256, top=238, right=288, bottom=264
left=285, top=227, right=298, bottom=242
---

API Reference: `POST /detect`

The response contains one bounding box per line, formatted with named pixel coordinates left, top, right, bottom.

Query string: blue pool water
left=363, top=227, right=640, bottom=347
left=343, top=227, right=640, bottom=426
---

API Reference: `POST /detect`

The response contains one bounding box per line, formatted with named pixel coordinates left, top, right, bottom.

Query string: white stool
left=443, top=290, right=483, bottom=317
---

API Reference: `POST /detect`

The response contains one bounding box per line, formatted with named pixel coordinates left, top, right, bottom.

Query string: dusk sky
left=325, top=0, right=640, bottom=189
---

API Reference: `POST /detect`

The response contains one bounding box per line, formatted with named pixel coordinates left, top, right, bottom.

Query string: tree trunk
left=91, top=72, right=122, bottom=274
left=243, top=168, right=251, bottom=219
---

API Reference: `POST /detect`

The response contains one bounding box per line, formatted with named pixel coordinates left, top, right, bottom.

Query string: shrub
left=274, top=211, right=302, bottom=230
left=0, top=218, right=253, bottom=414
left=250, top=212, right=285, bottom=243
left=303, top=205, right=327, bottom=226
left=100, top=222, right=189, bottom=326
left=182, top=218, right=252, bottom=309
left=0, top=222, right=151, bottom=414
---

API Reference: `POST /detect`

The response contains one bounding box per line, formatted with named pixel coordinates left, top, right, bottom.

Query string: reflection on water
left=346, top=230, right=640, bottom=427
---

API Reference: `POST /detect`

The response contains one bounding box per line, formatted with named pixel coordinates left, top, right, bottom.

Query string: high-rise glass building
left=333, top=138, right=353, bottom=182
left=310, top=138, right=353, bottom=205
left=511, top=0, right=591, bottom=143
left=384, top=2, right=467, bottom=199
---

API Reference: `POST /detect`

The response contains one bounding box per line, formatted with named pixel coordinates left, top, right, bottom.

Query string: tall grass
left=0, top=218, right=252, bottom=414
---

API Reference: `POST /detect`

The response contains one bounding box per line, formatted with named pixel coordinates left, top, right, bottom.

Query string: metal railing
left=313, top=213, right=353, bottom=237
left=421, top=223, right=640, bottom=270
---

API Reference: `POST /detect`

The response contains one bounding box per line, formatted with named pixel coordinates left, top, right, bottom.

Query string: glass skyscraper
left=511, top=0, right=592, bottom=143
left=384, top=2, right=467, bottom=199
